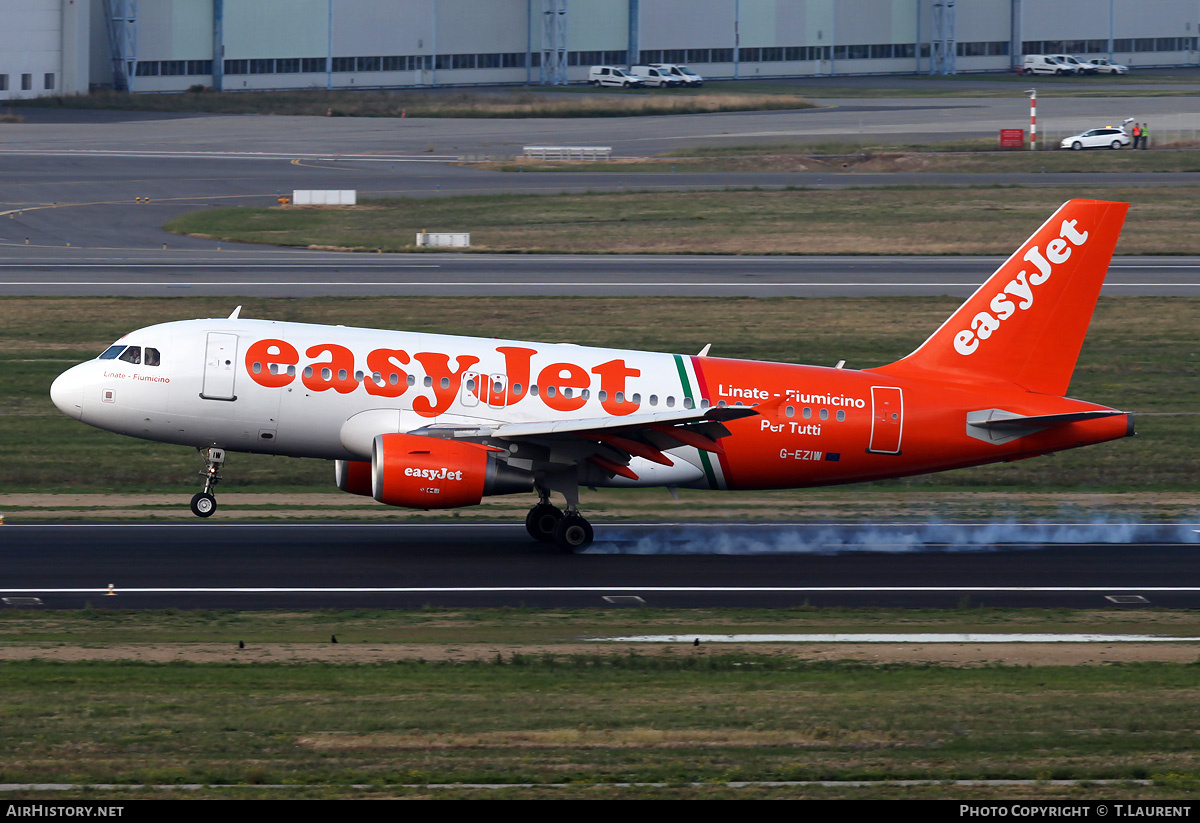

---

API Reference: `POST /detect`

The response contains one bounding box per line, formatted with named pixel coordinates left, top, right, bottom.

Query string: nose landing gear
left=190, top=447, right=225, bottom=518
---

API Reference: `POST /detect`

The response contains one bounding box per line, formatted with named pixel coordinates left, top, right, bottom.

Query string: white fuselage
left=50, top=317, right=718, bottom=489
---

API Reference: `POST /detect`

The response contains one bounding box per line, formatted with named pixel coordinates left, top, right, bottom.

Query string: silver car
left=1060, top=127, right=1131, bottom=151
left=1090, top=58, right=1129, bottom=75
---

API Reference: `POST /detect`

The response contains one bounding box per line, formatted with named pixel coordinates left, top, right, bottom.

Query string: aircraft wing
left=408, top=406, right=759, bottom=480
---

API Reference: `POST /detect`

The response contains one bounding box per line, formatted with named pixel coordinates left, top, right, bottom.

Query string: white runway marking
left=597, top=633, right=1200, bottom=643
left=4, top=282, right=1197, bottom=289
left=3, top=586, right=1200, bottom=594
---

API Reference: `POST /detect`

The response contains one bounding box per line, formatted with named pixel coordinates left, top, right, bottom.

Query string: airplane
left=50, top=199, right=1133, bottom=551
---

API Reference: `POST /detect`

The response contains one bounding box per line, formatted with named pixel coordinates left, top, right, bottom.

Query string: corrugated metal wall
left=8, top=0, right=1200, bottom=98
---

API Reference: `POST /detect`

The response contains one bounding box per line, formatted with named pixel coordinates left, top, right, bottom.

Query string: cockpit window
left=145, top=348, right=160, bottom=367
left=99, top=346, right=125, bottom=360
left=118, top=346, right=142, bottom=365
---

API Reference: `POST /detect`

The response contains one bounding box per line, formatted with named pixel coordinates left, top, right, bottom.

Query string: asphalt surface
left=3, top=246, right=1199, bottom=297
left=3, top=522, right=1199, bottom=609
left=1, top=151, right=1198, bottom=297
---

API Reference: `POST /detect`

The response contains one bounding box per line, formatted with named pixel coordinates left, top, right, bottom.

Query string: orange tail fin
left=871, top=199, right=1129, bottom=396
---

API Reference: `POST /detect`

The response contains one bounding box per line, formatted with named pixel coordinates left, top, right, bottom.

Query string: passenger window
left=118, top=346, right=141, bottom=365
left=836, top=410, right=846, bottom=422
left=820, top=408, right=829, bottom=420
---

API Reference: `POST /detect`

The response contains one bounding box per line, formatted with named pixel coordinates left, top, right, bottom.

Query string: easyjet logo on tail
left=953, top=219, right=1090, bottom=356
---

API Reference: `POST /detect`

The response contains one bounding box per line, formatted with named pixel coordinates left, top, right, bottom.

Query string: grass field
left=10, top=86, right=816, bottom=119
left=490, top=143, right=1200, bottom=173
left=0, top=608, right=1197, bottom=799
left=165, top=186, right=1200, bottom=255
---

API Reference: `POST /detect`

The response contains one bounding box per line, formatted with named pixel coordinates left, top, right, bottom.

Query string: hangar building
left=1, top=0, right=1197, bottom=100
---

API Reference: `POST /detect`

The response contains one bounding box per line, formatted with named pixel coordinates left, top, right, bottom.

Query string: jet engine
left=334, top=459, right=374, bottom=497
left=369, top=432, right=532, bottom=509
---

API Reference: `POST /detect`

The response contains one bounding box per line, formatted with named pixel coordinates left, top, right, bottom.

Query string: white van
left=1048, top=54, right=1099, bottom=74
left=1022, top=54, right=1073, bottom=75
left=630, top=65, right=680, bottom=87
left=587, top=65, right=643, bottom=88
left=650, top=63, right=704, bottom=87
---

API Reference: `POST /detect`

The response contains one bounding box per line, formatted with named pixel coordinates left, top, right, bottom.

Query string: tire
left=553, top=513, right=594, bottom=552
left=525, top=503, right=563, bottom=543
left=190, top=492, right=216, bottom=518
left=1111, top=140, right=1122, bottom=150
left=1072, top=141, right=1083, bottom=151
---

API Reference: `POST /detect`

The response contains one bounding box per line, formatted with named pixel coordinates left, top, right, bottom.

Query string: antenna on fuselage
left=835, top=360, right=845, bottom=369
left=697, top=344, right=711, bottom=357
left=228, top=306, right=242, bottom=320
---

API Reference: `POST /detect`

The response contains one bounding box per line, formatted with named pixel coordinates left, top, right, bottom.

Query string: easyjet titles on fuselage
left=244, top=338, right=643, bottom=419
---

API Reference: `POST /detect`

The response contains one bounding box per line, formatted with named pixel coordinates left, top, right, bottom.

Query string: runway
left=3, top=522, right=1198, bottom=609
left=3, top=251, right=1198, bottom=297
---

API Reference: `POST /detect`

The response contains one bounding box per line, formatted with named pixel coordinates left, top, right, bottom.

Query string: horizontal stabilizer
left=965, top=408, right=1130, bottom=445
left=967, top=409, right=1128, bottom=429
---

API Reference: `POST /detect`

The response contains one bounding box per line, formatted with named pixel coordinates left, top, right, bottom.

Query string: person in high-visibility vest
left=1141, top=123, right=1149, bottom=149
left=1131, top=123, right=1141, bottom=149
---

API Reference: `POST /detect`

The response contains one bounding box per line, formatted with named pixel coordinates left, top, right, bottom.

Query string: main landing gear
left=525, top=485, right=594, bottom=552
left=190, top=447, right=225, bottom=518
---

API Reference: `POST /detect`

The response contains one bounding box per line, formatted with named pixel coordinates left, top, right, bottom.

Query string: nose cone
left=50, top=363, right=88, bottom=420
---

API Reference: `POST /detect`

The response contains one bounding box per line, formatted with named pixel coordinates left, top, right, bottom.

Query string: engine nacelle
left=334, top=459, right=373, bottom=497
left=371, top=432, right=532, bottom=509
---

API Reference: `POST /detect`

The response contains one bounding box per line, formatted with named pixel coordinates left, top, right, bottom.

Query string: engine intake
left=370, top=432, right=531, bottom=509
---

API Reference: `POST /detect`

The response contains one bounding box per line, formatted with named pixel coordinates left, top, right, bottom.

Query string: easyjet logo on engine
left=404, top=467, right=463, bottom=481
left=953, top=218, right=1090, bottom=356
left=243, top=340, right=641, bottom=419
